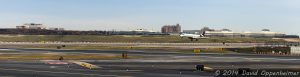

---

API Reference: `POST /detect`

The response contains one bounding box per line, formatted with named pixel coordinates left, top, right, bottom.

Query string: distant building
left=16, top=26, right=28, bottom=29
left=16, top=23, right=47, bottom=29
left=200, top=27, right=215, bottom=34
left=48, top=28, right=65, bottom=31
left=204, top=28, right=288, bottom=38
left=182, top=27, right=215, bottom=34
left=290, top=46, right=300, bottom=55
left=130, top=29, right=156, bottom=35
left=183, top=27, right=295, bottom=38
left=132, top=29, right=155, bottom=33
left=161, top=24, right=181, bottom=34
left=182, top=30, right=201, bottom=34
left=242, top=29, right=285, bottom=38
left=205, top=29, right=242, bottom=37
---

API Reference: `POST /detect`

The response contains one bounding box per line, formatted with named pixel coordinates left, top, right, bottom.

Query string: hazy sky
left=0, top=0, right=299, bottom=35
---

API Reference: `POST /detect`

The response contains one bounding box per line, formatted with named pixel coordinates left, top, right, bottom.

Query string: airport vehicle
left=180, top=32, right=209, bottom=41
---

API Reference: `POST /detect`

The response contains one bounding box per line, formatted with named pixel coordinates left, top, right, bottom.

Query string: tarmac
left=0, top=48, right=300, bottom=77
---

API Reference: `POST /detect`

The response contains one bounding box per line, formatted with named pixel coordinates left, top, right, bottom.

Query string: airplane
left=180, top=32, right=209, bottom=41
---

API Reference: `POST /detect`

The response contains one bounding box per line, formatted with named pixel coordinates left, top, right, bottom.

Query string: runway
left=0, top=42, right=269, bottom=48
left=0, top=61, right=213, bottom=77
left=0, top=48, right=300, bottom=77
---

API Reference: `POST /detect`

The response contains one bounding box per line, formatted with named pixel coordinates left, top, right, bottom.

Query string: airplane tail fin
left=201, top=31, right=206, bottom=37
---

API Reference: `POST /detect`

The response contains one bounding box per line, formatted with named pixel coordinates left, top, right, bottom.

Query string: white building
left=205, top=30, right=242, bottom=37
left=204, top=29, right=285, bottom=38
left=132, top=29, right=155, bottom=33
left=16, top=23, right=47, bottom=29
left=290, top=46, right=300, bottom=55
left=48, top=28, right=65, bottom=31
left=242, top=30, right=285, bottom=38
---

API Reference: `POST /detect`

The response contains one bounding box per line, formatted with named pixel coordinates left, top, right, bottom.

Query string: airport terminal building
left=183, top=28, right=299, bottom=38
left=205, top=30, right=286, bottom=38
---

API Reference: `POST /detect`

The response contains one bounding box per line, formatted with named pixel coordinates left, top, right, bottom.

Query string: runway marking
left=0, top=76, right=15, bottom=77
left=204, top=66, right=214, bottom=72
left=109, top=70, right=143, bottom=72
left=212, top=57, right=243, bottom=59
left=69, top=60, right=101, bottom=69
left=245, top=58, right=262, bottom=62
left=245, top=58, right=300, bottom=61
left=0, top=68, right=118, bottom=77
left=116, top=76, right=133, bottom=77
left=277, top=59, right=300, bottom=61
left=199, top=60, right=207, bottom=62
left=41, top=60, right=71, bottom=64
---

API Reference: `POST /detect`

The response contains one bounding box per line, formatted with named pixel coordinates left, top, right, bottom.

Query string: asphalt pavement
left=0, top=48, right=300, bottom=77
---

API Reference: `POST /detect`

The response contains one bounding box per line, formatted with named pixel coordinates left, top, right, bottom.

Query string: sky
left=0, top=0, right=299, bottom=35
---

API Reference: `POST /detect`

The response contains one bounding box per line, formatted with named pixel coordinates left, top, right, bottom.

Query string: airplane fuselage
left=180, top=33, right=209, bottom=41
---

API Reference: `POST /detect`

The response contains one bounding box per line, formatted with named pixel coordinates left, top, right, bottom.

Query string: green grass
left=12, top=45, right=238, bottom=53
left=0, top=51, right=20, bottom=53
left=0, top=35, right=286, bottom=43
left=12, top=45, right=176, bottom=50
